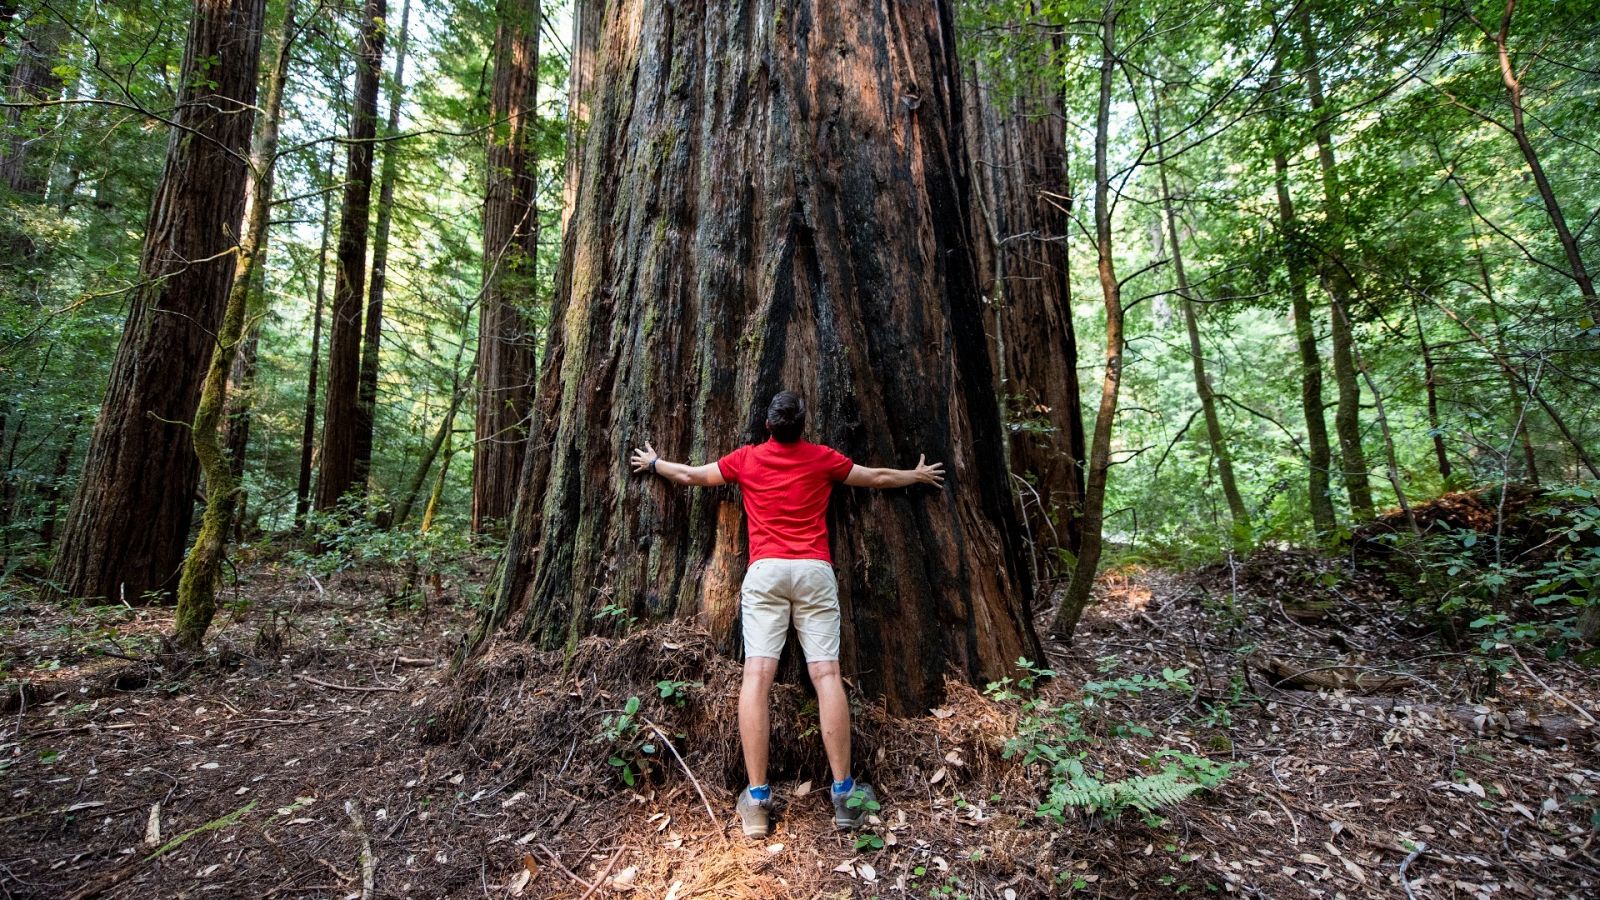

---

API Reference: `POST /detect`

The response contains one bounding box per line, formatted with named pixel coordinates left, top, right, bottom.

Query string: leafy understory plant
left=987, top=658, right=1239, bottom=824
left=598, top=696, right=658, bottom=786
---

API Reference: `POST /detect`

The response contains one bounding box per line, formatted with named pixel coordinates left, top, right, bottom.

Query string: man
left=630, top=390, right=944, bottom=838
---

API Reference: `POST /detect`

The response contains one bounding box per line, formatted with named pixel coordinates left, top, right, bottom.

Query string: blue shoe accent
left=831, top=775, right=854, bottom=796
left=748, top=784, right=771, bottom=801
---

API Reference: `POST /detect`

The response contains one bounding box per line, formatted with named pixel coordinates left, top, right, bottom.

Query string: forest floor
left=0, top=535, right=1596, bottom=898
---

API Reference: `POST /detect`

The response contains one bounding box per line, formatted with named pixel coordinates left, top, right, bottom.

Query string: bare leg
left=807, top=660, right=851, bottom=783
left=739, top=656, right=779, bottom=787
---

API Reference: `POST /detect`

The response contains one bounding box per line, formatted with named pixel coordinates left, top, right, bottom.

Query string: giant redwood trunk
left=472, top=0, right=1040, bottom=716
left=49, top=0, right=264, bottom=603
left=315, top=0, right=384, bottom=511
left=961, top=44, right=1085, bottom=562
left=471, top=0, right=539, bottom=533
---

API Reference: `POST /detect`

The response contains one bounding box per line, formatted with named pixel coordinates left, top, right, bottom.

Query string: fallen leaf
left=767, top=843, right=784, bottom=854
left=509, top=868, right=531, bottom=896
left=144, top=803, right=162, bottom=848
left=929, top=766, right=947, bottom=785
left=857, top=862, right=877, bottom=882
left=608, top=865, right=638, bottom=889
left=793, top=781, right=813, bottom=798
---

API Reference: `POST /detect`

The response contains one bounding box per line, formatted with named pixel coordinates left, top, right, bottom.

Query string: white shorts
left=740, top=558, right=841, bottom=662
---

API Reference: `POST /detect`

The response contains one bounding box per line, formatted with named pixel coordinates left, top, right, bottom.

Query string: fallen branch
left=1289, top=690, right=1592, bottom=747
left=346, top=799, right=376, bottom=900
left=68, top=800, right=257, bottom=900
left=1510, top=647, right=1599, bottom=728
left=1250, top=654, right=1413, bottom=693
left=537, top=844, right=597, bottom=894
left=1399, top=840, right=1428, bottom=900
left=297, top=674, right=404, bottom=693
left=643, top=719, right=728, bottom=846
left=578, top=847, right=626, bottom=900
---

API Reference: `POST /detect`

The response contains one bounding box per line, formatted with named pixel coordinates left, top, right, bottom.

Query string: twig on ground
left=577, top=847, right=626, bottom=900
left=537, top=844, right=597, bottom=893
left=346, top=798, right=376, bottom=900
left=1509, top=647, right=1598, bottom=727
left=297, top=674, right=404, bottom=693
left=642, top=719, right=728, bottom=845
left=1398, top=840, right=1427, bottom=900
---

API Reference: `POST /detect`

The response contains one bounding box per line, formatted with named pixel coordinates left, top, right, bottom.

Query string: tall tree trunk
left=1298, top=5, right=1375, bottom=522
left=173, top=0, right=294, bottom=650
left=1049, top=0, right=1121, bottom=642
left=223, top=307, right=261, bottom=540
left=1270, top=112, right=1335, bottom=535
left=0, top=12, right=65, bottom=196
left=560, top=0, right=601, bottom=232
left=466, top=0, right=1039, bottom=716
left=1465, top=0, right=1596, bottom=308
left=1153, top=93, right=1247, bottom=528
left=49, top=0, right=266, bottom=604
left=1464, top=202, right=1540, bottom=484
left=353, top=0, right=413, bottom=492
left=1410, top=296, right=1451, bottom=481
left=315, top=0, right=386, bottom=511
left=37, top=413, right=82, bottom=547
left=961, top=30, right=1086, bottom=563
left=471, top=0, right=539, bottom=533
left=294, top=148, right=336, bottom=528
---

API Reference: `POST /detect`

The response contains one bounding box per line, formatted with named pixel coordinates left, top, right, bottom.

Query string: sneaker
left=831, top=782, right=879, bottom=831
left=735, top=787, right=771, bottom=838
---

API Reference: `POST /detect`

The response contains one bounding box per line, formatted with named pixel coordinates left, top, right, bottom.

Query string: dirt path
left=1, top=556, right=1595, bottom=898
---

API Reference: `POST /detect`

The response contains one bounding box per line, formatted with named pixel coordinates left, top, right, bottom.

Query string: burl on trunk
left=472, top=0, right=1043, bottom=716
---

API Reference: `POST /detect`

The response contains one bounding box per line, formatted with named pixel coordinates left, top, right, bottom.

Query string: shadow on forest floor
left=0, top=526, right=1596, bottom=898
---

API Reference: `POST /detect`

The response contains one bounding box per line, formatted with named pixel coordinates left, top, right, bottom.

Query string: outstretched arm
left=843, top=454, right=945, bottom=489
left=630, top=442, right=727, bottom=487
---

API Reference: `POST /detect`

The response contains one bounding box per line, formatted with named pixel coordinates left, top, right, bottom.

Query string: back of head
left=765, top=391, right=806, bottom=443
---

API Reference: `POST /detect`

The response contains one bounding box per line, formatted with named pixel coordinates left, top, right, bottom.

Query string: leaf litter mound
left=0, top=522, right=1596, bottom=898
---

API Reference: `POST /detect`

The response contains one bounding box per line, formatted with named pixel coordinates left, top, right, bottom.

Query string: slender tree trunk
left=353, top=0, right=412, bottom=492
left=961, top=29, right=1086, bottom=562
left=465, top=0, right=1040, bottom=715
left=1410, top=296, right=1451, bottom=481
left=1154, top=94, right=1247, bottom=527
left=560, top=0, right=601, bottom=232
left=223, top=311, right=261, bottom=540
left=1469, top=0, right=1596, bottom=307
left=1050, top=0, right=1121, bottom=642
left=294, top=148, right=336, bottom=528
left=472, top=0, right=540, bottom=533
left=1267, top=58, right=1335, bottom=537
left=37, top=413, right=82, bottom=547
left=50, top=0, right=266, bottom=604
left=395, top=360, right=475, bottom=527
left=1470, top=215, right=1540, bottom=484
left=315, top=0, right=386, bottom=511
left=174, top=0, right=294, bottom=650
left=1424, top=292, right=1600, bottom=479
left=419, top=430, right=456, bottom=535
left=1299, top=5, right=1375, bottom=522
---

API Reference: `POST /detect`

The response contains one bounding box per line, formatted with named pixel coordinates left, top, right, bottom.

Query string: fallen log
left=1249, top=653, right=1413, bottom=693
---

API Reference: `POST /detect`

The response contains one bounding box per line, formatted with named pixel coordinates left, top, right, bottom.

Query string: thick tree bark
left=353, top=0, right=412, bottom=491
left=560, top=0, right=601, bottom=232
left=961, top=39, right=1085, bottom=563
left=1154, top=95, right=1247, bottom=528
left=1049, top=0, right=1120, bottom=642
left=49, top=0, right=265, bottom=603
left=315, top=0, right=385, bottom=511
left=294, top=148, right=336, bottom=528
left=468, top=0, right=1039, bottom=716
left=1299, top=6, right=1375, bottom=522
left=174, top=0, right=294, bottom=650
left=472, top=0, right=540, bottom=533
left=0, top=12, right=65, bottom=196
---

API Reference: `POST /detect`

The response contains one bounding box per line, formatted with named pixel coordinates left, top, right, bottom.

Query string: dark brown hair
left=765, top=391, right=805, bottom=443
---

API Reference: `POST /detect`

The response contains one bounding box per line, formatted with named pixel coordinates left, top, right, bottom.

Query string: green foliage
left=289, top=500, right=485, bottom=606
left=597, top=696, right=657, bottom=787
left=988, top=659, right=1237, bottom=824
